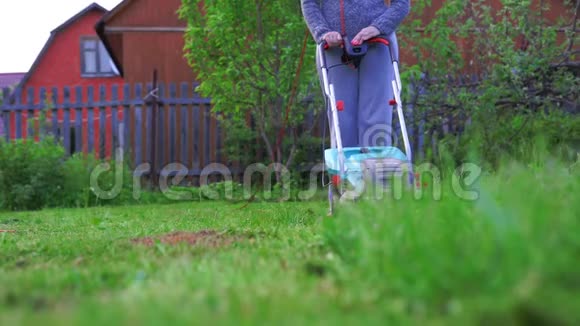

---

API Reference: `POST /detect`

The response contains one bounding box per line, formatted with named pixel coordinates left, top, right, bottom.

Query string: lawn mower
left=319, top=33, right=414, bottom=215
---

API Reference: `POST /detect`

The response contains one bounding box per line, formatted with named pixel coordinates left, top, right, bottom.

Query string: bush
left=0, top=137, right=66, bottom=210
left=60, top=151, right=178, bottom=208
left=58, top=152, right=132, bottom=208
left=0, top=137, right=175, bottom=211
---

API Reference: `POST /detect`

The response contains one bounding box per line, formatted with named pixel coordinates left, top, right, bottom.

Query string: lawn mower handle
left=320, top=37, right=389, bottom=50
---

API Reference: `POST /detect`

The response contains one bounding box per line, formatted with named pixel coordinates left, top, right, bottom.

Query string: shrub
left=0, top=136, right=175, bottom=211
left=60, top=151, right=173, bottom=208
left=0, top=137, right=66, bottom=210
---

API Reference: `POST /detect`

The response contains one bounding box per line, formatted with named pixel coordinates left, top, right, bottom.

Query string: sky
left=0, top=0, right=123, bottom=73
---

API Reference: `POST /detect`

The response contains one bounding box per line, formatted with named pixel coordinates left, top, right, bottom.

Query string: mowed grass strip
left=0, top=202, right=330, bottom=323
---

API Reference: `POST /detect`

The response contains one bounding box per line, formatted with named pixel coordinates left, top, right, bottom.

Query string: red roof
left=0, top=73, right=25, bottom=89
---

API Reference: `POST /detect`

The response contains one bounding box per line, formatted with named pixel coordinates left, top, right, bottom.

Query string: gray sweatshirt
left=300, top=0, right=410, bottom=43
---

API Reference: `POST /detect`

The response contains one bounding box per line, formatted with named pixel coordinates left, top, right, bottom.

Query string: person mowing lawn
left=300, top=0, right=410, bottom=148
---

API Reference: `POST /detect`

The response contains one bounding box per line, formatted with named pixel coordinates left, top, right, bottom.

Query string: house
left=9, top=2, right=124, bottom=157
left=95, top=0, right=196, bottom=85
left=16, top=3, right=123, bottom=97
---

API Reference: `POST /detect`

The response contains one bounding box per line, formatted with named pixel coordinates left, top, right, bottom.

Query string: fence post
left=144, top=81, right=151, bottom=171
left=148, top=70, right=158, bottom=187
left=74, top=87, right=83, bottom=154
left=134, top=83, right=143, bottom=169
left=50, top=87, right=58, bottom=142
left=26, top=87, right=34, bottom=140
left=159, top=82, right=168, bottom=183
left=122, top=84, right=131, bottom=163
left=13, top=87, right=22, bottom=140
left=63, top=87, right=72, bottom=155
left=37, top=88, right=46, bottom=141
left=111, top=85, right=119, bottom=157
left=1, top=87, right=9, bottom=141
left=99, top=85, right=107, bottom=159
left=180, top=82, right=191, bottom=181
left=87, top=86, right=95, bottom=155
left=192, top=84, right=201, bottom=171
left=170, top=83, right=180, bottom=164
left=167, top=83, right=176, bottom=168
left=167, top=83, right=178, bottom=164
left=38, top=87, right=47, bottom=141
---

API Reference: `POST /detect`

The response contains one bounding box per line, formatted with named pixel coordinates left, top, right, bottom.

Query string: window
left=80, top=36, right=119, bottom=77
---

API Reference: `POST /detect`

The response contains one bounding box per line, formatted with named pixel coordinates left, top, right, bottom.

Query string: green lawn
left=1, top=159, right=579, bottom=325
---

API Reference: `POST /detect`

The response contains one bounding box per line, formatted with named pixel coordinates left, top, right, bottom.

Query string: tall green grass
left=323, top=148, right=580, bottom=324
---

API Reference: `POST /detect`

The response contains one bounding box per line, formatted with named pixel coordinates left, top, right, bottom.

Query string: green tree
left=178, top=0, right=321, bottom=182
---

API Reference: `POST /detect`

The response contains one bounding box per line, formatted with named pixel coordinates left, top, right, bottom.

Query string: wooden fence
left=0, top=82, right=231, bottom=180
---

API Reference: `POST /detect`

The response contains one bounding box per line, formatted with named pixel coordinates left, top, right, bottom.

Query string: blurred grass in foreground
left=324, top=149, right=580, bottom=324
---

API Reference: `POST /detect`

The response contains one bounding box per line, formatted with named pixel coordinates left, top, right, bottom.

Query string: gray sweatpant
left=317, top=33, right=399, bottom=148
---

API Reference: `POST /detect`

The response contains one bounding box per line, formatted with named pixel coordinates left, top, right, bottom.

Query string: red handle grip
left=322, top=37, right=388, bottom=50
left=367, top=37, right=389, bottom=47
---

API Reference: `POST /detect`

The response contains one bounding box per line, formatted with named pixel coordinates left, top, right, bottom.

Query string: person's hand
left=322, top=31, right=343, bottom=47
left=351, top=26, right=380, bottom=45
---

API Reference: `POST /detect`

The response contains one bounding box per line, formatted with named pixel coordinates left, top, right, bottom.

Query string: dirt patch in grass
left=131, top=230, right=240, bottom=248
